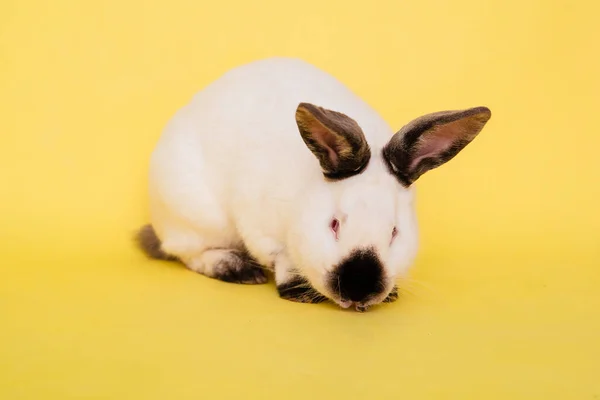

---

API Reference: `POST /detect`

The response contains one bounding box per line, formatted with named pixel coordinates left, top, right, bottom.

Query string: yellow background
left=1, top=0, right=599, bottom=398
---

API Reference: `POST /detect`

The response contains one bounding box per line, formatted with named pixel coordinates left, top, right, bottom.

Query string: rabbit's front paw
left=382, top=286, right=399, bottom=303
left=277, top=276, right=328, bottom=304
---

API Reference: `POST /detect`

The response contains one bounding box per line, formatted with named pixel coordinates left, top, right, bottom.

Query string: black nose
left=329, top=247, right=385, bottom=302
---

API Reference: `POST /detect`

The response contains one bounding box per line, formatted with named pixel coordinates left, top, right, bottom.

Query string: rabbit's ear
left=382, top=107, right=491, bottom=186
left=295, top=103, right=371, bottom=180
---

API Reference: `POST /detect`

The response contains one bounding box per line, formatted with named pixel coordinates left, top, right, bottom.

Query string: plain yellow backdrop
left=1, top=0, right=599, bottom=398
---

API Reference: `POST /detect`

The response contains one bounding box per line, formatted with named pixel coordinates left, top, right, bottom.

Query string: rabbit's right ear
left=382, top=107, right=491, bottom=186
left=295, top=103, right=371, bottom=180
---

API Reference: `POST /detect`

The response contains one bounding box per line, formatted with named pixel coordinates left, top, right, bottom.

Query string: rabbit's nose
left=328, top=247, right=385, bottom=304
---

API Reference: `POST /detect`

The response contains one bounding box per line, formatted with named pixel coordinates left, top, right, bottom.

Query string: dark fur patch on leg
left=277, top=276, right=328, bottom=303
left=135, top=224, right=178, bottom=261
left=382, top=286, right=399, bottom=303
left=212, top=250, right=268, bottom=285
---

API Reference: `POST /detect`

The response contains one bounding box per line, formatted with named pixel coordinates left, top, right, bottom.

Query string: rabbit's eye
left=330, top=218, right=340, bottom=240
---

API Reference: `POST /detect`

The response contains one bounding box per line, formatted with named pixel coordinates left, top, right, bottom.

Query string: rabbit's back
left=147, top=58, right=393, bottom=251
left=183, top=57, right=393, bottom=179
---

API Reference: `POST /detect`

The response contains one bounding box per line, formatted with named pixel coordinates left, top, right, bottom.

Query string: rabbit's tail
left=135, top=224, right=178, bottom=261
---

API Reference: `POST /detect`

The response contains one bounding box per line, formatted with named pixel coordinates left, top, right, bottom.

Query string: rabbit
left=135, top=57, right=491, bottom=312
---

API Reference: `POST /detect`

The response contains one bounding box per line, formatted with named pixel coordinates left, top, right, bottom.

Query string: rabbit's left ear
left=295, top=103, right=371, bottom=180
left=382, top=107, right=491, bottom=186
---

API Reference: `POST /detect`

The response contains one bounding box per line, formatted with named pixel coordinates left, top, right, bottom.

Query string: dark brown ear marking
left=277, top=276, right=328, bottom=303
left=295, top=102, right=371, bottom=180
left=382, top=107, right=491, bottom=186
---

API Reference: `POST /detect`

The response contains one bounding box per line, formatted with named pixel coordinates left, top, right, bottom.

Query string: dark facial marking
left=295, top=102, right=371, bottom=181
left=277, top=276, right=328, bottom=303
left=212, top=250, right=268, bottom=285
left=329, top=247, right=385, bottom=303
left=382, top=107, right=491, bottom=186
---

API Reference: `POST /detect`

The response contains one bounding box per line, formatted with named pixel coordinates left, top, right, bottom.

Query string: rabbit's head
left=288, top=103, right=491, bottom=309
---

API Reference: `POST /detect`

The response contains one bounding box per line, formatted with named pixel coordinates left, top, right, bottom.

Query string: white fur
left=147, top=57, right=419, bottom=306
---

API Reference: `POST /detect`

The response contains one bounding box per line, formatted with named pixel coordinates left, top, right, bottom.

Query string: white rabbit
left=136, top=57, right=491, bottom=312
